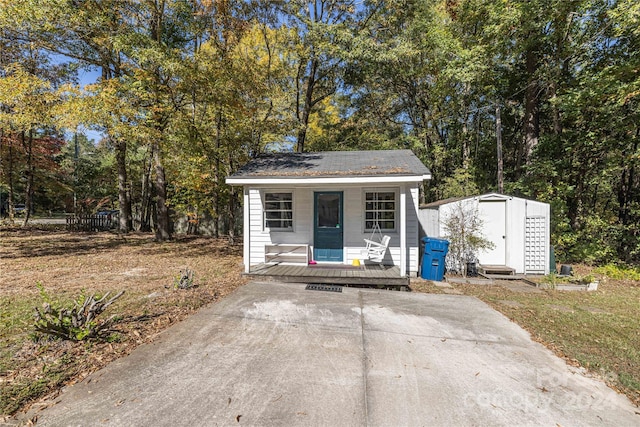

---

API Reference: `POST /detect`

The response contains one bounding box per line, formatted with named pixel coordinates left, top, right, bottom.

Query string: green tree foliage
left=0, top=64, right=68, bottom=223
left=277, top=0, right=358, bottom=153
left=168, top=21, right=294, bottom=237
left=0, top=0, right=638, bottom=263
left=59, top=133, right=116, bottom=214
left=341, top=0, right=640, bottom=263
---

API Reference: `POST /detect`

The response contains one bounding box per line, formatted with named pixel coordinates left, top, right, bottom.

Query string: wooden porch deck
left=245, top=264, right=409, bottom=287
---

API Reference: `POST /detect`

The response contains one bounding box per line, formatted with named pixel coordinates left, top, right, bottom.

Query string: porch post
left=243, top=187, right=250, bottom=273
left=400, top=185, right=407, bottom=277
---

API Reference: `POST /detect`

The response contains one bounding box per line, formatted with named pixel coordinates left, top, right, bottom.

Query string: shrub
left=33, top=284, right=124, bottom=341
left=594, top=264, right=640, bottom=281
left=174, top=268, right=195, bottom=289
left=442, top=201, right=494, bottom=276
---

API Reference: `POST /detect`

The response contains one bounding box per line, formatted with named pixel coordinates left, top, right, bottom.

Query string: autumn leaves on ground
left=0, top=229, right=247, bottom=418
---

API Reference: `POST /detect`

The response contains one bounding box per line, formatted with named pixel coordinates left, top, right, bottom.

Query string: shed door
left=313, top=192, right=343, bottom=262
left=478, top=200, right=506, bottom=266
left=525, top=216, right=546, bottom=273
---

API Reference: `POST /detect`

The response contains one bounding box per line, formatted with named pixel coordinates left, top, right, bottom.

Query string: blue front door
left=314, top=192, right=343, bottom=262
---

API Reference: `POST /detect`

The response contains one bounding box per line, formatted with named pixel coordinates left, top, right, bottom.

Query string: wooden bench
left=265, top=244, right=309, bottom=265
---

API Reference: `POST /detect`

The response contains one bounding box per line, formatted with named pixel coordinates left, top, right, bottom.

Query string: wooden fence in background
left=66, top=215, right=114, bottom=232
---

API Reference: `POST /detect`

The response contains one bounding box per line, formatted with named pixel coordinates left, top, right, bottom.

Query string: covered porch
left=245, top=263, right=409, bottom=287
left=226, top=150, right=432, bottom=279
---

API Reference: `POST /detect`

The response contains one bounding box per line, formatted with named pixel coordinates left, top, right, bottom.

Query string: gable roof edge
left=227, top=174, right=431, bottom=186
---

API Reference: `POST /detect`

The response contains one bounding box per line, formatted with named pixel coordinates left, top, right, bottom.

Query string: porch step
left=479, top=265, right=515, bottom=276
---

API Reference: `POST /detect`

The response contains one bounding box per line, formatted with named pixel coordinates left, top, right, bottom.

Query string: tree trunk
left=115, top=137, right=132, bottom=233
left=0, top=128, right=2, bottom=217
left=522, top=48, right=540, bottom=167
left=550, top=80, right=562, bottom=136
left=22, top=130, right=34, bottom=227
left=228, top=187, right=237, bottom=245
left=0, top=128, right=16, bottom=221
left=618, top=137, right=638, bottom=227
left=213, top=109, right=222, bottom=238
left=296, top=118, right=309, bottom=153
left=7, top=133, right=15, bottom=221
left=461, top=83, right=471, bottom=169
left=153, top=141, right=171, bottom=241
left=295, top=57, right=318, bottom=153
left=139, top=146, right=154, bottom=232
left=496, top=105, right=504, bottom=194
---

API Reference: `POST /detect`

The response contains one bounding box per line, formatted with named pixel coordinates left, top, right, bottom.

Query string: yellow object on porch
left=352, top=258, right=361, bottom=267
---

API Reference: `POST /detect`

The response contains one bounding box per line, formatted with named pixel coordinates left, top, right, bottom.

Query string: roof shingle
left=229, top=150, right=431, bottom=179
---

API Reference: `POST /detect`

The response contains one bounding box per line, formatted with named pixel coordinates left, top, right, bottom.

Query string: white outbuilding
left=226, top=150, right=432, bottom=279
left=418, top=193, right=551, bottom=275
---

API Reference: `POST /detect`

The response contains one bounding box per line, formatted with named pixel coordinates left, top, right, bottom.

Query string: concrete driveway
left=28, top=282, right=638, bottom=426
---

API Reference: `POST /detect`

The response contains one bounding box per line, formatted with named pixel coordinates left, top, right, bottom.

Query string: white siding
left=437, top=198, right=478, bottom=238
left=248, top=188, right=313, bottom=266
left=407, top=186, right=420, bottom=275
left=506, top=197, right=525, bottom=273
left=248, top=188, right=266, bottom=267
left=417, top=208, right=440, bottom=238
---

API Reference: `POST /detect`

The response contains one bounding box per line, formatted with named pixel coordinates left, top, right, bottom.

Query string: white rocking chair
left=362, top=235, right=391, bottom=263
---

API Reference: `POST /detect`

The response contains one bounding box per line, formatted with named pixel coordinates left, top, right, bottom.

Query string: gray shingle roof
left=228, top=150, right=431, bottom=179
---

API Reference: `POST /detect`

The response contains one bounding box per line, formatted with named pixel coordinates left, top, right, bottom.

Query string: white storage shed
left=418, top=193, right=551, bottom=275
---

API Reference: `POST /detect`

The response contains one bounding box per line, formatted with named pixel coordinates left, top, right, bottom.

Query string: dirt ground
left=0, top=228, right=248, bottom=418
left=0, top=228, right=245, bottom=297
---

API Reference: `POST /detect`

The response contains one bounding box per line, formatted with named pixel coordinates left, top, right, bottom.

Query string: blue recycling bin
left=421, top=237, right=450, bottom=281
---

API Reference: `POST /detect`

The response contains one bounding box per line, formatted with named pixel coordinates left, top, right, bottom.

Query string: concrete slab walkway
left=27, top=282, right=638, bottom=426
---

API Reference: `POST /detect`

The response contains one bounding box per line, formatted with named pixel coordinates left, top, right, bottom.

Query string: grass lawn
left=0, top=228, right=247, bottom=418
left=412, top=272, right=640, bottom=407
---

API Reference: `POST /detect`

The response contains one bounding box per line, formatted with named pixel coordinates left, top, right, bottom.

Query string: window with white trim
left=365, top=190, right=396, bottom=231
left=263, top=192, right=293, bottom=231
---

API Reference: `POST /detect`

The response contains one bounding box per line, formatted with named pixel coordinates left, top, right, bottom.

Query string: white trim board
left=226, top=175, right=431, bottom=186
